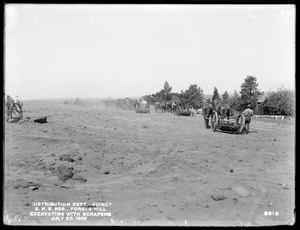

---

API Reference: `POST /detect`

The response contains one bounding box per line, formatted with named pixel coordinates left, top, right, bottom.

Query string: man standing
left=242, top=104, right=254, bottom=134
left=226, top=104, right=233, bottom=122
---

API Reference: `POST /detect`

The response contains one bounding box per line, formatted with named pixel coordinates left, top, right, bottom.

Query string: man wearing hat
left=242, top=104, right=254, bottom=134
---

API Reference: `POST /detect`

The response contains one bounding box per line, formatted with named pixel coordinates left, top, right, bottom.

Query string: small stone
left=230, top=169, right=233, bottom=173
left=72, top=175, right=87, bottom=183
left=60, top=183, right=75, bottom=189
left=28, top=186, right=39, bottom=191
left=18, top=162, right=26, bottom=167
left=282, top=186, right=289, bottom=190
left=211, top=195, right=226, bottom=201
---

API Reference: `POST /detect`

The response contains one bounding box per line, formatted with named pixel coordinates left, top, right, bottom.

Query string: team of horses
left=104, top=98, right=137, bottom=111
left=104, top=97, right=203, bottom=116
left=154, top=101, right=186, bottom=114
left=154, top=101, right=199, bottom=117
left=202, top=103, right=234, bottom=129
left=3, top=94, right=23, bottom=121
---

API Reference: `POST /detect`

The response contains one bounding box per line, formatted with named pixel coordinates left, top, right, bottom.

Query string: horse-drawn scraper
left=134, top=101, right=150, bottom=113
left=4, top=94, right=23, bottom=122
left=203, top=110, right=245, bottom=134
left=176, top=105, right=191, bottom=116
left=211, top=111, right=245, bottom=134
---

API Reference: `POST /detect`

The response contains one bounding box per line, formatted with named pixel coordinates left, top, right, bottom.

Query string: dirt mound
left=13, top=179, right=41, bottom=190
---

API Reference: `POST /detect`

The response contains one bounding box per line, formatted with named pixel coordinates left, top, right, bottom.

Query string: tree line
left=141, top=76, right=295, bottom=116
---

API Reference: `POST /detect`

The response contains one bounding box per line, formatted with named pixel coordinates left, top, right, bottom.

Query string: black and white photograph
left=3, top=4, right=295, bottom=226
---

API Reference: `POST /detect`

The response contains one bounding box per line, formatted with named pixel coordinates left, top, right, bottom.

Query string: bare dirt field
left=3, top=100, right=295, bottom=226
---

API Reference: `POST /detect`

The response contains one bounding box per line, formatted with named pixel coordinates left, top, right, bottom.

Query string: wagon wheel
left=212, top=111, right=219, bottom=132
left=14, top=103, right=23, bottom=119
left=236, top=113, right=245, bottom=134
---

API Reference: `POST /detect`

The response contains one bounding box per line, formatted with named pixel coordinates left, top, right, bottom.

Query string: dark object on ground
left=137, top=109, right=150, bottom=113
left=211, top=194, right=226, bottom=201
left=179, top=110, right=191, bottom=116
left=34, top=117, right=48, bottom=123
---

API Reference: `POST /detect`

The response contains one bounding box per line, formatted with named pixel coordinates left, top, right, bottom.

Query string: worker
left=242, top=104, right=254, bottom=134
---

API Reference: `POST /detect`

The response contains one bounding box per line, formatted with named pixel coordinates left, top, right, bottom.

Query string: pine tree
left=222, top=91, right=229, bottom=102
left=182, top=84, right=205, bottom=109
left=162, top=81, right=172, bottom=105
left=212, top=87, right=220, bottom=107
left=240, top=76, right=263, bottom=109
left=229, top=90, right=243, bottom=112
left=173, top=84, right=204, bottom=109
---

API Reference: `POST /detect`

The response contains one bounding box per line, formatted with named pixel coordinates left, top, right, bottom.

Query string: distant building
left=255, top=92, right=271, bottom=115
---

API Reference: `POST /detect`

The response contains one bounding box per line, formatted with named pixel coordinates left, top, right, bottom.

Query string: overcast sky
left=5, top=4, right=295, bottom=100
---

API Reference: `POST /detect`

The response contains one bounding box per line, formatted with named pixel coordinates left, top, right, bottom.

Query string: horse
left=4, top=94, right=14, bottom=120
left=171, top=101, right=183, bottom=114
left=215, top=104, right=234, bottom=121
left=140, top=100, right=147, bottom=108
left=133, top=100, right=140, bottom=113
left=196, top=108, right=203, bottom=115
left=4, top=94, right=23, bottom=120
left=134, top=99, right=150, bottom=113
left=14, top=96, right=23, bottom=118
left=155, top=102, right=162, bottom=113
left=171, top=102, right=177, bottom=114
left=188, top=106, right=196, bottom=116
left=202, top=103, right=214, bottom=128
left=161, top=102, right=172, bottom=113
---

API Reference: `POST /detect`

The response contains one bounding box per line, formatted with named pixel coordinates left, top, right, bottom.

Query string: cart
left=176, top=106, right=191, bottom=116
left=135, top=103, right=150, bottom=113
left=136, top=107, right=150, bottom=113
left=211, top=111, right=245, bottom=134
